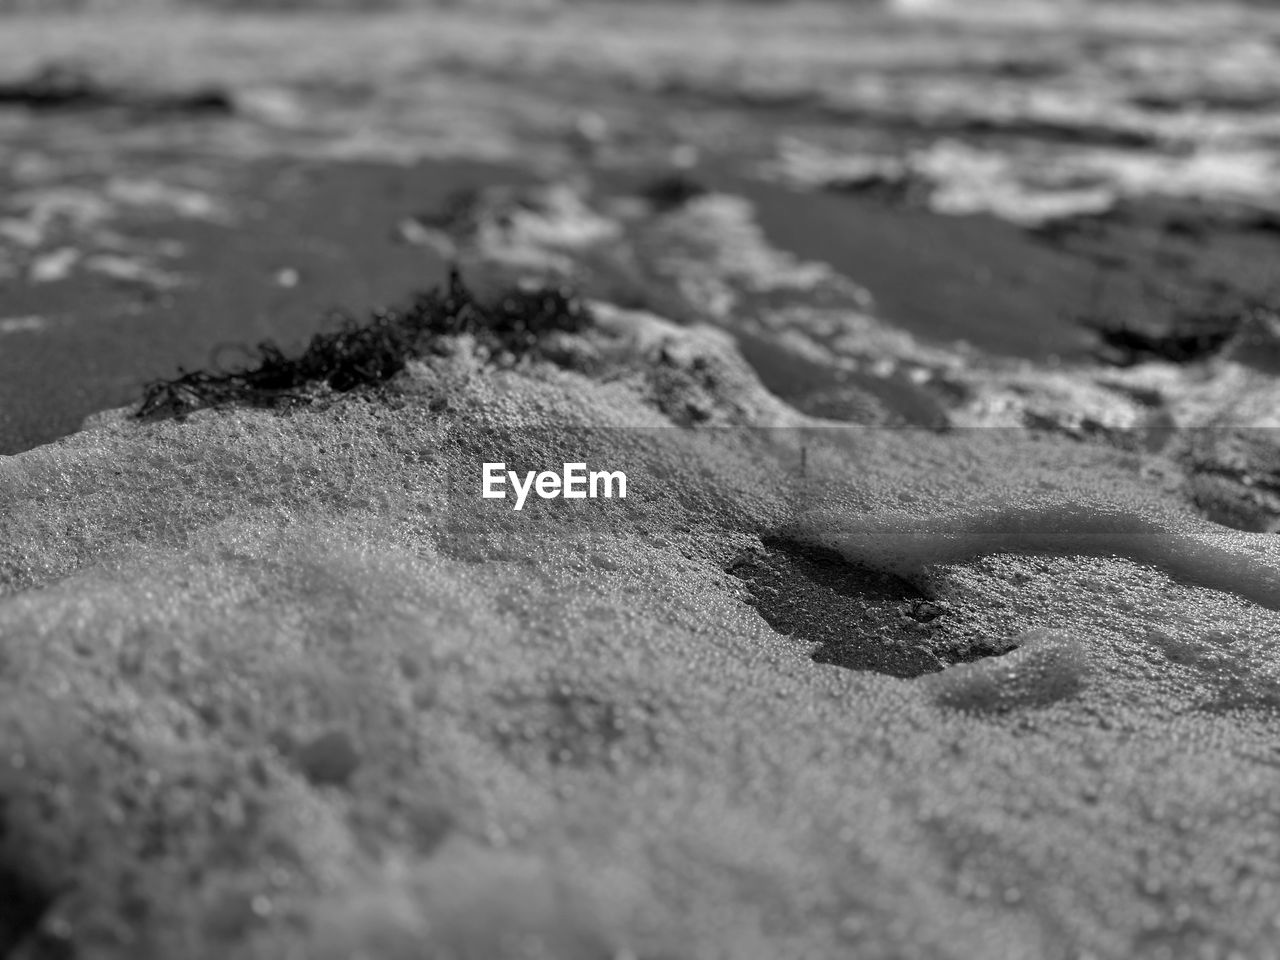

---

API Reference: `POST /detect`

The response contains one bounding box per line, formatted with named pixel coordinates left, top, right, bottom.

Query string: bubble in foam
left=927, top=628, right=1087, bottom=713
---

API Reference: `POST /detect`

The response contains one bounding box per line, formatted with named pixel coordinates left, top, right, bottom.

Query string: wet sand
left=11, top=152, right=1280, bottom=452
left=1, top=3, right=1279, bottom=453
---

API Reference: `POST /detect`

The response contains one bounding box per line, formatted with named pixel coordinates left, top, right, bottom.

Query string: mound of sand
left=3, top=262, right=1280, bottom=957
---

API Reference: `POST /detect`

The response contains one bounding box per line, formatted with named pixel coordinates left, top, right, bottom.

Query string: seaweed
left=137, top=270, right=591, bottom=420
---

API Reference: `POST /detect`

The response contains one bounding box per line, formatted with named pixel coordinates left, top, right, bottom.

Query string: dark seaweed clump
left=1089, top=321, right=1235, bottom=366
left=137, top=271, right=591, bottom=420
left=640, top=172, right=709, bottom=213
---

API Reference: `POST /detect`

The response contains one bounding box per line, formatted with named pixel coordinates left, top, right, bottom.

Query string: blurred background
left=1, top=0, right=1278, bottom=452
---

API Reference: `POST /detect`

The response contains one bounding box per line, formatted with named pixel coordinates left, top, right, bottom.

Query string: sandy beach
left=2, top=2, right=1280, bottom=957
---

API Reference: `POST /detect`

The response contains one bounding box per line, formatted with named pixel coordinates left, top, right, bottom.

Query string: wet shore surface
left=5, top=146, right=1280, bottom=452
left=3, top=3, right=1280, bottom=452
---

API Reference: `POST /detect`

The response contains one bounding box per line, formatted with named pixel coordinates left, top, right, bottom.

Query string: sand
left=2, top=3, right=1280, bottom=958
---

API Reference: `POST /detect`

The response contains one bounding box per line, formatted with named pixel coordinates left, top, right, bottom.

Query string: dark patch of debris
left=639, top=172, right=709, bottom=213
left=0, top=62, right=233, bottom=116
left=1129, top=88, right=1279, bottom=113
left=1087, top=318, right=1236, bottom=366
left=137, top=270, right=592, bottom=420
left=1244, top=212, right=1280, bottom=236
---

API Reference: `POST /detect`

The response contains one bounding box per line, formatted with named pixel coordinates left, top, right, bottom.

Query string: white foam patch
left=0, top=314, right=48, bottom=335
